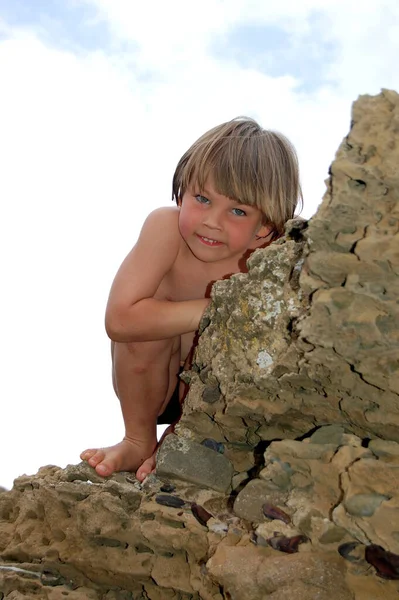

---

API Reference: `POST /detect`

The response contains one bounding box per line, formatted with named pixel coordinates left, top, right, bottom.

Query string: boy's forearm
left=105, top=298, right=210, bottom=342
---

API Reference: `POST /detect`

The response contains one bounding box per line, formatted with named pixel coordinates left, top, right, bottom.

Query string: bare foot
left=135, top=424, right=175, bottom=483
left=136, top=453, right=157, bottom=482
left=80, top=437, right=156, bottom=478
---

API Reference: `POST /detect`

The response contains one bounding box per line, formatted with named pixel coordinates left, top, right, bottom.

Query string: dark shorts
left=157, top=368, right=183, bottom=425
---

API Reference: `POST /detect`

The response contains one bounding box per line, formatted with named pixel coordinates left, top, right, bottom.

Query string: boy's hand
left=189, top=298, right=211, bottom=332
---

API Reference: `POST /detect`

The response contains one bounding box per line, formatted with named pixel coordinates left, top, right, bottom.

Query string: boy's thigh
left=112, top=336, right=181, bottom=366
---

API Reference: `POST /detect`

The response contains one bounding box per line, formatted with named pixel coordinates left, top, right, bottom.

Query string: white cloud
left=0, top=0, right=398, bottom=488
left=84, top=0, right=399, bottom=95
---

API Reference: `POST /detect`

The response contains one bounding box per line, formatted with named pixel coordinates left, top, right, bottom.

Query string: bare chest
left=158, top=251, right=239, bottom=302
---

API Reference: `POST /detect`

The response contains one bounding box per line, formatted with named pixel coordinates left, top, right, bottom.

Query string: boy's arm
left=105, top=207, right=210, bottom=343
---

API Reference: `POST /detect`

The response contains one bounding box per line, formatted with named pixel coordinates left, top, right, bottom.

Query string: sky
left=1, top=0, right=398, bottom=489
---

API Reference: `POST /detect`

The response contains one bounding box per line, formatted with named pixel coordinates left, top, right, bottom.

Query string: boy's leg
left=135, top=350, right=191, bottom=482
left=80, top=336, right=181, bottom=477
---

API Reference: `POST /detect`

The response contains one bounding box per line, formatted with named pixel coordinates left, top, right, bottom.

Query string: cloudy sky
left=1, top=0, right=398, bottom=489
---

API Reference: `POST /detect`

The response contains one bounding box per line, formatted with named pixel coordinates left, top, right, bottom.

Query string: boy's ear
left=256, top=223, right=273, bottom=240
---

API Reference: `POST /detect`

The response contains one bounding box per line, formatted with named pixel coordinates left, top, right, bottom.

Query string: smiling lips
left=197, top=234, right=224, bottom=247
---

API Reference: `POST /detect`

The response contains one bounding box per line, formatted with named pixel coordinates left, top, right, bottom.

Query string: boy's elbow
left=104, top=314, right=122, bottom=341
left=105, top=307, right=133, bottom=342
left=105, top=299, right=153, bottom=342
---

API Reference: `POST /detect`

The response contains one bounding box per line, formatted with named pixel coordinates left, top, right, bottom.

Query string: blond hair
left=172, top=117, right=302, bottom=240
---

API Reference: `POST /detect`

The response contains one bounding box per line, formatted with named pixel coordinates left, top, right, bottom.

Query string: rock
left=231, top=471, right=249, bottom=490
left=332, top=455, right=399, bottom=552
left=155, top=494, right=185, bottom=508
left=159, top=482, right=176, bottom=493
left=156, top=434, right=234, bottom=493
left=191, top=503, right=213, bottom=527
left=233, top=479, right=287, bottom=522
left=181, top=90, right=399, bottom=451
left=344, top=493, right=389, bottom=517
left=202, top=385, right=221, bottom=404
left=309, top=425, right=346, bottom=445
left=207, top=545, right=353, bottom=600
left=338, top=541, right=366, bottom=564
left=266, top=533, right=308, bottom=553
left=369, top=439, right=399, bottom=458
left=365, top=544, right=399, bottom=580
left=151, top=554, right=192, bottom=592
left=262, top=502, right=291, bottom=524
left=201, top=438, right=225, bottom=453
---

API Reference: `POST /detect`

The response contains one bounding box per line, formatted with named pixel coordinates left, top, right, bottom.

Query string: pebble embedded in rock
left=191, top=503, right=213, bottom=527
left=309, top=425, right=346, bottom=445
left=233, top=479, right=287, bottom=522
left=160, top=483, right=176, bottom=493
left=338, top=541, right=364, bottom=563
left=201, top=438, right=225, bottom=454
left=202, top=385, right=221, bottom=404
left=251, top=532, right=269, bottom=547
left=40, top=570, right=67, bottom=587
left=267, top=534, right=308, bottom=553
left=262, top=502, right=291, bottom=524
left=155, top=494, right=185, bottom=508
left=365, top=544, right=399, bottom=580
left=344, top=493, right=389, bottom=517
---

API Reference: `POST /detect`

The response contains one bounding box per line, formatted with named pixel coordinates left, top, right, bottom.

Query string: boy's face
left=178, top=178, right=270, bottom=263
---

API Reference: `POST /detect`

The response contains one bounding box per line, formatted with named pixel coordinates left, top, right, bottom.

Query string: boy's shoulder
left=145, top=205, right=180, bottom=223
left=140, top=206, right=180, bottom=239
left=138, top=206, right=182, bottom=257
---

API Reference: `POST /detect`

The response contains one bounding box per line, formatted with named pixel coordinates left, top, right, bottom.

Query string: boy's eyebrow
left=202, top=187, right=247, bottom=206
left=228, top=196, right=250, bottom=207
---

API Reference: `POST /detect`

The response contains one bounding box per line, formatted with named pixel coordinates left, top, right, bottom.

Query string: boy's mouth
left=197, top=235, right=223, bottom=246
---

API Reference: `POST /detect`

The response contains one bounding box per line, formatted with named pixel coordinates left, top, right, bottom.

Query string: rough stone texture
left=179, top=90, right=399, bottom=453
left=1, top=90, right=399, bottom=599
left=207, top=545, right=354, bottom=600
left=0, top=464, right=223, bottom=599
left=156, top=435, right=234, bottom=493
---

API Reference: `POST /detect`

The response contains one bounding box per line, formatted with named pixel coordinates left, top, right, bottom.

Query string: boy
left=81, top=117, right=302, bottom=482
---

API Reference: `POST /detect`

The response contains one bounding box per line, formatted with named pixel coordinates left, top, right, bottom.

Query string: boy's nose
left=203, top=210, right=223, bottom=230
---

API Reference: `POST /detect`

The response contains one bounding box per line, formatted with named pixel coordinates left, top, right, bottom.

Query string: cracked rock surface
left=1, top=90, right=399, bottom=599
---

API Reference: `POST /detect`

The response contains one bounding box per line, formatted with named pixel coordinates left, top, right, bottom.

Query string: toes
left=95, top=462, right=114, bottom=477
left=87, top=450, right=105, bottom=468
left=136, top=456, right=156, bottom=482
left=80, top=448, right=97, bottom=461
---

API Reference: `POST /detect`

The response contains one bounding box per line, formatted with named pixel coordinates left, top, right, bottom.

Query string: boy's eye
left=232, top=207, right=246, bottom=217
left=195, top=194, right=210, bottom=204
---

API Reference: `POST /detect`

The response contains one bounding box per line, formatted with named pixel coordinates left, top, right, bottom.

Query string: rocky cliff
left=1, top=89, right=398, bottom=599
